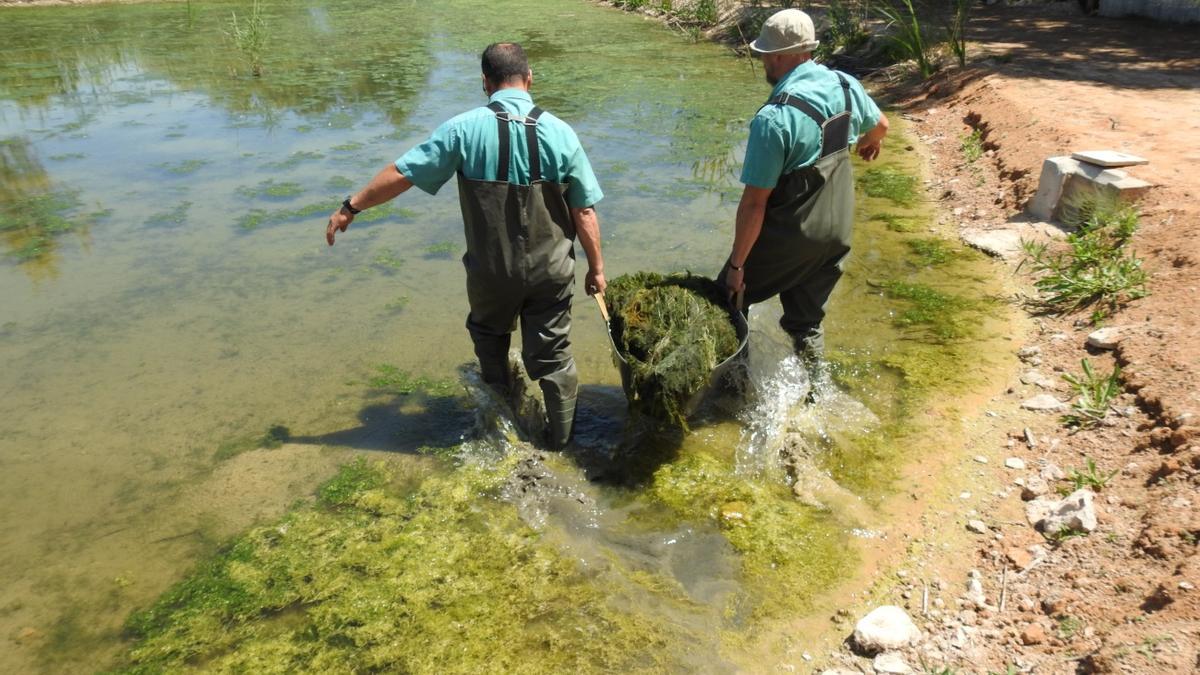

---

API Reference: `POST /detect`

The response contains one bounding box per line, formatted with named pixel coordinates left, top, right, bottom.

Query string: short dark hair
left=481, top=43, right=530, bottom=86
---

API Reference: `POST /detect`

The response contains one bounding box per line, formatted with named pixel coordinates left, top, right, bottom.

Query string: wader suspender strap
left=486, top=102, right=545, bottom=183
left=764, top=73, right=854, bottom=159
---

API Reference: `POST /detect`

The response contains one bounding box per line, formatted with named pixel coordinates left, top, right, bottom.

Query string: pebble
left=966, top=519, right=988, bottom=534
left=1040, top=463, right=1066, bottom=481
left=1021, top=624, right=1046, bottom=645
left=1005, top=457, right=1027, bottom=470
left=853, top=606, right=921, bottom=653
left=973, top=455, right=989, bottom=464
left=1086, top=326, right=1123, bottom=350
left=1021, top=394, right=1066, bottom=412
left=960, top=491, right=972, bottom=499
left=1021, top=476, right=1050, bottom=500
left=873, top=652, right=913, bottom=674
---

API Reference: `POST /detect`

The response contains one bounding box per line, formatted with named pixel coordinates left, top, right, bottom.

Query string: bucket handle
left=593, top=291, right=610, bottom=323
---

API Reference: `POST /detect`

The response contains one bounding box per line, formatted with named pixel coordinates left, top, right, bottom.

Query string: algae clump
left=605, top=272, right=740, bottom=427
left=118, top=456, right=681, bottom=673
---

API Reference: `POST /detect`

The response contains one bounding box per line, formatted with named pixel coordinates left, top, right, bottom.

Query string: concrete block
left=1028, top=156, right=1077, bottom=221
left=1055, top=172, right=1153, bottom=222
left=1071, top=150, right=1148, bottom=168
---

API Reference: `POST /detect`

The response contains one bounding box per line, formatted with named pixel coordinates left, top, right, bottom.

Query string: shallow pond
left=0, top=0, right=1014, bottom=671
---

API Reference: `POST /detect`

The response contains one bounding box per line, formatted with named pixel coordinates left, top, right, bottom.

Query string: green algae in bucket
left=605, top=272, right=743, bottom=427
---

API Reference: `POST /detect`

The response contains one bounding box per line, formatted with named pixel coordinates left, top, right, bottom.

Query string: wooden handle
left=734, top=289, right=744, bottom=312
left=593, top=291, right=610, bottom=323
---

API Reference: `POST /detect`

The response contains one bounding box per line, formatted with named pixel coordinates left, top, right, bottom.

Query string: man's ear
left=526, top=69, right=534, bottom=88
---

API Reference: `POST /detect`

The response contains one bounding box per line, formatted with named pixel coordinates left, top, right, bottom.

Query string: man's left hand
left=857, top=139, right=882, bottom=162
left=725, top=265, right=745, bottom=302
left=326, top=209, right=352, bottom=246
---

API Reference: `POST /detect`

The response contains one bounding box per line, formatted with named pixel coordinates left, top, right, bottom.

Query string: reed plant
left=226, top=0, right=268, bottom=77
left=877, top=0, right=936, bottom=78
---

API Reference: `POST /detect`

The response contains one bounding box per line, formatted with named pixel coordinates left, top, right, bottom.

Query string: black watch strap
left=341, top=197, right=362, bottom=215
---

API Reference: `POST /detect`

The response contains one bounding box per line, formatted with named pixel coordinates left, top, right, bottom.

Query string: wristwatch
left=341, top=196, right=362, bottom=215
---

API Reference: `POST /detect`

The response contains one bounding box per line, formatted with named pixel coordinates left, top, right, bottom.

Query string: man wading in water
left=325, top=42, right=607, bottom=450
left=720, top=9, right=889, bottom=387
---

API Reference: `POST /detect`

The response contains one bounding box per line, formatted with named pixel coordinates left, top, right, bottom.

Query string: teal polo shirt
left=740, top=61, right=882, bottom=189
left=395, top=89, right=604, bottom=209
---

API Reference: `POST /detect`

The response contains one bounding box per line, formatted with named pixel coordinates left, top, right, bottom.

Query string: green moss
left=263, top=151, right=324, bottom=170
left=118, top=456, right=683, bottom=673
left=858, top=167, right=917, bottom=206
left=331, top=141, right=363, bottom=152
left=650, top=452, right=853, bottom=618
left=872, top=212, right=920, bottom=232
left=237, top=202, right=335, bottom=231
left=326, top=175, right=355, bottom=191
left=371, top=247, right=403, bottom=272
left=875, top=280, right=981, bottom=341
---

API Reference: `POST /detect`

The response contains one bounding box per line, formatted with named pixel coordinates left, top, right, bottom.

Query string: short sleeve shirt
left=740, top=61, right=882, bottom=189
left=395, top=89, right=604, bottom=209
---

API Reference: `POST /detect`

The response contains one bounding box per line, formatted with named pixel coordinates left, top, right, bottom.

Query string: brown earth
left=808, top=3, right=1199, bottom=673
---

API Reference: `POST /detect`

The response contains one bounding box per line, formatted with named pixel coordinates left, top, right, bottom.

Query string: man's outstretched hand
left=326, top=209, right=352, bottom=246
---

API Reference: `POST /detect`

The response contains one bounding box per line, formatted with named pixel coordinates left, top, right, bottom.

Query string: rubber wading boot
left=538, top=363, right=578, bottom=451
left=475, top=337, right=513, bottom=399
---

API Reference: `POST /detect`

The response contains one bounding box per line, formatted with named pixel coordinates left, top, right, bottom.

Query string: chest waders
left=457, top=102, right=579, bottom=450
left=727, top=74, right=856, bottom=361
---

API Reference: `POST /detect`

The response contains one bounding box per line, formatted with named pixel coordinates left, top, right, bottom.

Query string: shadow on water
left=289, top=391, right=474, bottom=455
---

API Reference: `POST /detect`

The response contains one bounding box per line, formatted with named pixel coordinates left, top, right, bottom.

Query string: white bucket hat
left=750, top=9, right=820, bottom=55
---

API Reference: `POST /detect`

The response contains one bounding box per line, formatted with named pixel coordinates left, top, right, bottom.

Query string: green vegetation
left=945, top=0, right=972, bottom=67
left=237, top=202, right=328, bottom=231
left=423, top=241, right=457, bottom=259
left=371, top=247, right=403, bottom=271
left=906, top=237, right=957, bottom=267
left=0, top=187, right=105, bottom=264
left=263, top=151, right=324, bottom=170
left=1057, top=615, right=1084, bottom=639
left=1061, top=359, right=1121, bottom=428
left=874, top=280, right=982, bottom=341
left=385, top=295, right=410, bottom=312
left=225, top=0, right=268, bottom=77
left=213, top=424, right=290, bottom=461
left=877, top=0, right=935, bottom=78
left=858, top=167, right=917, bottom=206
left=873, top=212, right=920, bottom=232
left=119, top=456, right=685, bottom=672
left=236, top=180, right=304, bottom=199
left=606, top=272, right=740, bottom=427
left=326, top=175, right=355, bottom=191
left=1047, top=525, right=1089, bottom=543
left=156, top=159, right=209, bottom=175
left=1064, top=457, right=1118, bottom=493
left=960, top=128, right=983, bottom=164
left=366, top=364, right=455, bottom=396
left=650, top=451, right=853, bottom=617
left=143, top=201, right=191, bottom=228
left=817, top=0, right=870, bottom=60
left=1020, top=191, right=1147, bottom=322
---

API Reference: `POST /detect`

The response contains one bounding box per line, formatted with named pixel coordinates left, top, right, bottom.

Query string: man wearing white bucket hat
left=720, top=8, right=889, bottom=375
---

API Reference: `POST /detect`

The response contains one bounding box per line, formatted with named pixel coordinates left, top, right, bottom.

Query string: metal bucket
left=594, top=289, right=749, bottom=418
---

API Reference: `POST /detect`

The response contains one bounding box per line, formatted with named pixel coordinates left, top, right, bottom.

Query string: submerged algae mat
left=117, top=443, right=852, bottom=673
left=606, top=272, right=741, bottom=427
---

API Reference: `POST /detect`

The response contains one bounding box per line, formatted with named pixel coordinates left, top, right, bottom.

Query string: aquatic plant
left=236, top=180, right=304, bottom=199
left=371, top=247, right=403, bottom=272
left=876, top=0, right=936, bottom=78
left=423, top=241, right=457, bottom=259
left=119, top=456, right=684, bottom=673
left=905, top=237, right=957, bottom=267
left=213, top=425, right=290, bottom=461
left=872, top=212, right=919, bottom=232
left=226, top=0, right=268, bottom=77
left=858, top=167, right=918, bottom=206
left=606, top=272, right=740, bottom=427
left=873, top=279, right=981, bottom=342
left=263, top=151, right=324, bottom=170
left=143, top=201, right=191, bottom=229
left=156, top=159, right=209, bottom=175
left=326, top=175, right=355, bottom=190
left=366, top=364, right=455, bottom=396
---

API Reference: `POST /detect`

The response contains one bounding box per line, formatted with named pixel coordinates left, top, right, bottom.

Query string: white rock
left=1021, top=394, right=1066, bottom=412
left=967, top=519, right=988, bottom=534
left=1086, top=326, right=1124, bottom=350
left=1040, top=463, right=1066, bottom=481
left=873, top=652, right=913, bottom=674
left=1020, top=370, right=1059, bottom=389
left=853, top=605, right=920, bottom=654
left=1025, top=498, right=1056, bottom=527
left=1021, top=476, right=1050, bottom=500
left=1005, top=457, right=1027, bottom=470
left=1039, top=489, right=1098, bottom=534
left=961, top=228, right=1023, bottom=260
left=973, top=455, right=989, bottom=464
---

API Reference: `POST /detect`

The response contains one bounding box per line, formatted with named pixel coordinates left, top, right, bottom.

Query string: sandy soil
left=806, top=3, right=1199, bottom=673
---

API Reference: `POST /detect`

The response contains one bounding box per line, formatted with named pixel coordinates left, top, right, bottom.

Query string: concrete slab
left=960, top=227, right=1024, bottom=260
left=1071, top=150, right=1149, bottom=168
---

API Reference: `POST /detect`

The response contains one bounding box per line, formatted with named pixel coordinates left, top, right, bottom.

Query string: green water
left=0, top=0, right=1013, bottom=672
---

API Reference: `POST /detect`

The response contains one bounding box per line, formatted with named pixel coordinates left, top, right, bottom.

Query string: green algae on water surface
left=874, top=280, right=988, bottom=342
left=143, top=201, right=191, bottom=229
left=858, top=166, right=917, bottom=206
left=606, top=272, right=740, bottom=428
left=236, top=180, right=305, bottom=199
left=156, top=159, right=210, bottom=175
left=119, top=457, right=684, bottom=673
left=423, top=241, right=457, bottom=259
left=366, top=364, right=456, bottom=397
left=650, top=451, right=853, bottom=619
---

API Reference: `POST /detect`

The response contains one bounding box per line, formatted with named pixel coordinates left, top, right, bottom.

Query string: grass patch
left=1061, top=358, right=1121, bottom=428
left=225, top=0, right=267, bottom=77
left=1020, top=191, right=1147, bottom=322
left=858, top=167, right=917, bottom=206
left=1063, top=457, right=1118, bottom=493
left=960, top=129, right=983, bottom=164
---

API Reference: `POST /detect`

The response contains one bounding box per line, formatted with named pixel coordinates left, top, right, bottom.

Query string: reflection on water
left=0, top=0, right=1013, bottom=671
